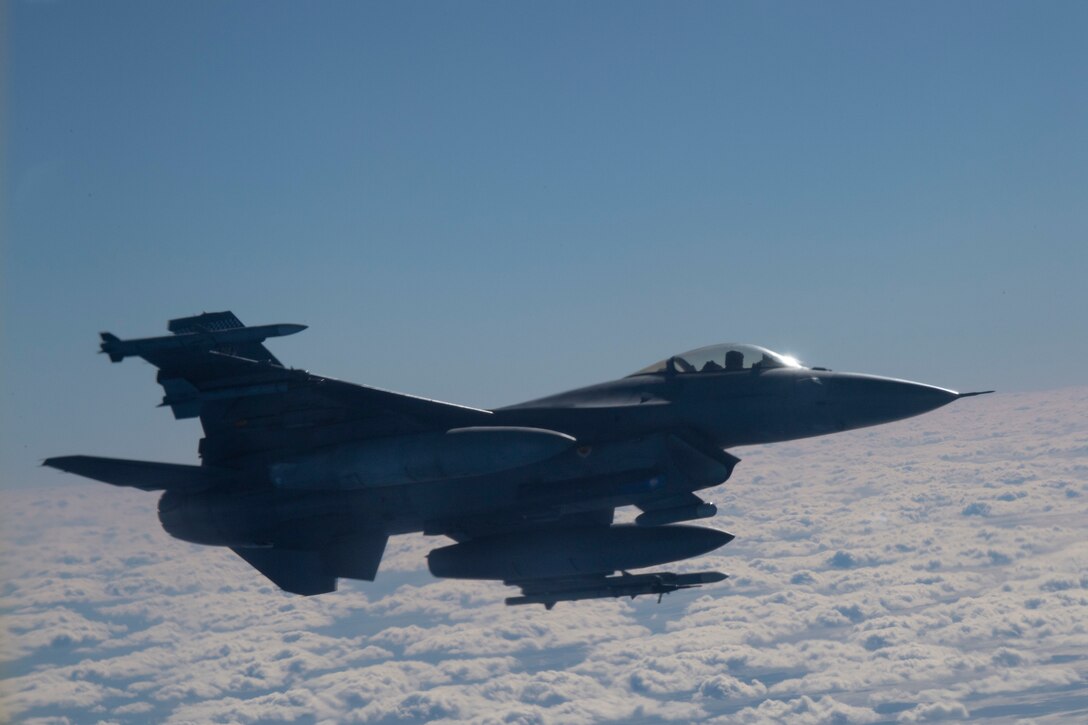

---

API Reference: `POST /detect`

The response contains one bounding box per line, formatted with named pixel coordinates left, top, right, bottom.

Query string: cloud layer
left=3, top=388, right=1087, bottom=723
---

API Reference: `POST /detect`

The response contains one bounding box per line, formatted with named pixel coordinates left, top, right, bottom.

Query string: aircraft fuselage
left=47, top=316, right=990, bottom=604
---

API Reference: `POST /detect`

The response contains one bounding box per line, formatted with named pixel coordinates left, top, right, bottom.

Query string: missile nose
left=830, top=373, right=958, bottom=430
left=273, top=324, right=308, bottom=336
left=696, top=571, right=729, bottom=584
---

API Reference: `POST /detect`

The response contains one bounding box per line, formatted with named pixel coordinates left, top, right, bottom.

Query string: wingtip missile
left=271, top=324, right=307, bottom=337
left=97, top=322, right=308, bottom=362
left=688, top=571, right=728, bottom=584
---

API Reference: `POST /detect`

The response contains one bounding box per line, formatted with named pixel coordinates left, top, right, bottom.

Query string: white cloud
left=2, top=387, right=1086, bottom=722
left=720, top=694, right=879, bottom=724
left=896, top=700, right=970, bottom=722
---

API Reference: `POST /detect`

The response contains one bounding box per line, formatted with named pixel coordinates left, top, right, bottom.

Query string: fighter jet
left=45, top=312, right=991, bottom=607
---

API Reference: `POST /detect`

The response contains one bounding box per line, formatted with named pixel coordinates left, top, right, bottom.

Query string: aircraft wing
left=100, top=311, right=493, bottom=464
left=195, top=364, right=493, bottom=464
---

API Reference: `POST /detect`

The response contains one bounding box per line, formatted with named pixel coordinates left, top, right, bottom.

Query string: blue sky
left=4, top=1, right=1086, bottom=488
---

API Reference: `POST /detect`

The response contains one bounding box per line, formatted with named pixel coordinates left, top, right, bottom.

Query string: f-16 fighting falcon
left=45, top=312, right=992, bottom=607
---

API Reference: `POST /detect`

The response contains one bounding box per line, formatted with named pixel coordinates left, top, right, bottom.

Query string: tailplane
left=43, top=455, right=231, bottom=492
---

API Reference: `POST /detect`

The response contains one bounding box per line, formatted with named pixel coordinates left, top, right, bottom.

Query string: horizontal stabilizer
left=43, top=455, right=229, bottom=492
left=231, top=532, right=388, bottom=595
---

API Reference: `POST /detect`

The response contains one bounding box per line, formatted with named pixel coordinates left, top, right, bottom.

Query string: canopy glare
left=630, top=343, right=805, bottom=376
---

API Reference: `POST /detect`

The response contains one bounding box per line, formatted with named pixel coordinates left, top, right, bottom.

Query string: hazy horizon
left=3, top=2, right=1086, bottom=722
left=4, top=387, right=1086, bottom=722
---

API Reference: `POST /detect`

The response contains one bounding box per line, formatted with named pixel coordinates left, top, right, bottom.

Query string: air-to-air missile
left=505, top=571, right=729, bottom=608
left=99, top=322, right=306, bottom=362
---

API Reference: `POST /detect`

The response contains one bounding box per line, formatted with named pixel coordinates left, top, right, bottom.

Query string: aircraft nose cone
left=830, top=373, right=958, bottom=430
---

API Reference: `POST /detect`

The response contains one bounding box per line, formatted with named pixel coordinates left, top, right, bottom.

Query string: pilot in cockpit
left=725, top=350, right=744, bottom=371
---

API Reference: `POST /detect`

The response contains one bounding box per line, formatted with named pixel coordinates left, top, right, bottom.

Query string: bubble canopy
left=630, top=343, right=805, bottom=376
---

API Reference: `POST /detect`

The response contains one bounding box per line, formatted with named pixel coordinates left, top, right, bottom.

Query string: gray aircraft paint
left=44, top=312, right=990, bottom=607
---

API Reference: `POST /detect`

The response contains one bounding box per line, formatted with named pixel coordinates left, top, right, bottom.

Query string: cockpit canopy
left=630, top=343, right=805, bottom=376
